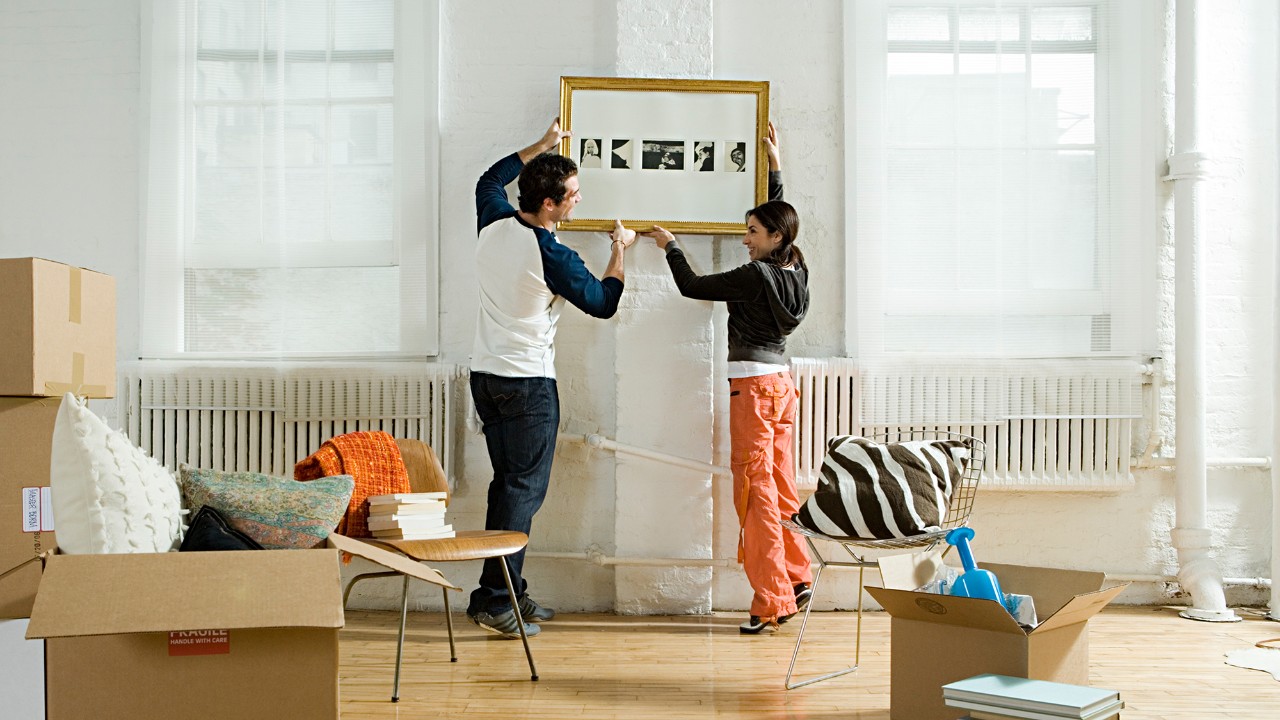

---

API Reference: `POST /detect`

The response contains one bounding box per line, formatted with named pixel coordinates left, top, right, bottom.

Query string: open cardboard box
left=26, top=533, right=456, bottom=720
left=867, top=549, right=1128, bottom=720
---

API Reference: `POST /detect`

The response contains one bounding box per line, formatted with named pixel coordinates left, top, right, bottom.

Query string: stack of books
left=942, top=674, right=1123, bottom=720
left=365, top=492, right=454, bottom=540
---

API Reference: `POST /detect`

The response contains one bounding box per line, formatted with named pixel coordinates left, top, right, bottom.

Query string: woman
left=645, top=123, right=812, bottom=634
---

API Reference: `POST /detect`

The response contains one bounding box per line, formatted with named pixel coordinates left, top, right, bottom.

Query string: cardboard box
left=0, top=618, right=45, bottom=719
left=0, top=257, right=116, bottom=398
left=0, top=396, right=60, bottom=619
left=868, top=550, right=1127, bottom=720
left=26, top=533, right=456, bottom=720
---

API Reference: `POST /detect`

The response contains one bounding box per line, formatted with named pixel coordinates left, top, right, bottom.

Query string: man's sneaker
left=739, top=615, right=777, bottom=634
left=778, top=583, right=812, bottom=625
left=468, top=609, right=541, bottom=639
left=518, top=595, right=556, bottom=622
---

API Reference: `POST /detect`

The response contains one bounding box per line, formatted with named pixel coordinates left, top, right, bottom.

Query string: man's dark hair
left=518, top=152, right=578, bottom=214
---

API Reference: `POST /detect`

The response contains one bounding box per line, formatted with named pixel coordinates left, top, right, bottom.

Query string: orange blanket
left=294, top=430, right=411, bottom=538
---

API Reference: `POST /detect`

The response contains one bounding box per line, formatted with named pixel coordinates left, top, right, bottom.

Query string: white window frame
left=139, top=0, right=440, bottom=359
left=842, top=0, right=1160, bottom=360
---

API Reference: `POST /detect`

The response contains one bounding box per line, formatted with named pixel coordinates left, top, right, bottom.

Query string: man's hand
left=643, top=225, right=675, bottom=251
left=762, top=121, right=781, bottom=171
left=519, top=117, right=571, bottom=164
left=611, top=219, right=637, bottom=250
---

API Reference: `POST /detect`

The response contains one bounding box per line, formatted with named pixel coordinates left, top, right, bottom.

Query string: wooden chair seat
left=367, top=530, right=528, bottom=563
left=341, top=438, right=539, bottom=701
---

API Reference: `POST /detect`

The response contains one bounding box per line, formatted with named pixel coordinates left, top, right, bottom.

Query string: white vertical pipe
left=1169, top=0, right=1238, bottom=622
left=1271, top=7, right=1280, bottom=621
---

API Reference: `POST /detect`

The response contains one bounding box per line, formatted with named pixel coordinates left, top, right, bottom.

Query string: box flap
left=26, top=549, right=342, bottom=639
left=1030, top=583, right=1128, bottom=635
left=328, top=532, right=459, bottom=590
left=984, top=563, right=1106, bottom=616
left=866, top=586, right=1027, bottom=634
left=877, top=547, right=948, bottom=590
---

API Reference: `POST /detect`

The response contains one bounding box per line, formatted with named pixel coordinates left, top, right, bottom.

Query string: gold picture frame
left=557, top=76, right=770, bottom=235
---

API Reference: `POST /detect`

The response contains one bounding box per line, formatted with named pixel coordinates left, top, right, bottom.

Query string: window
left=846, top=0, right=1154, bottom=359
left=141, top=0, right=438, bottom=357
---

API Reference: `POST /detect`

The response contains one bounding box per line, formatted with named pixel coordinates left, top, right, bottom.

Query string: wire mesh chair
left=781, top=429, right=985, bottom=690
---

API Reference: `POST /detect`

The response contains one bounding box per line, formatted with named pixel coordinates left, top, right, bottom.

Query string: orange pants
left=729, top=371, right=812, bottom=622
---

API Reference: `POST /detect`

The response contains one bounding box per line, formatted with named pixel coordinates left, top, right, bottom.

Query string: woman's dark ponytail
left=746, top=200, right=804, bottom=270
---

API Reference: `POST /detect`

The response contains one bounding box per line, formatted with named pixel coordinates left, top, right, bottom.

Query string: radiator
left=790, top=358, right=1147, bottom=490
left=118, top=362, right=461, bottom=477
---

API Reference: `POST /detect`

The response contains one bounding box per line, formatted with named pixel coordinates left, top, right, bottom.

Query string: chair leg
left=785, top=536, right=860, bottom=690
left=342, top=570, right=400, bottom=608
left=441, top=585, right=457, bottom=662
left=855, top=565, right=865, bottom=667
left=499, top=554, right=539, bottom=681
left=391, top=574, right=410, bottom=703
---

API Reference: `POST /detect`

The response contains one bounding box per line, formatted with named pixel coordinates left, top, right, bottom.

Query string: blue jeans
left=467, top=371, right=559, bottom=615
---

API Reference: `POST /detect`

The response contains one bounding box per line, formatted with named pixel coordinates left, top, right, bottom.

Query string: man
left=469, top=118, right=636, bottom=638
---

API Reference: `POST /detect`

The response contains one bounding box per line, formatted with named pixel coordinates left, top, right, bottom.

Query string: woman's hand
left=762, top=121, right=781, bottom=171
left=611, top=219, right=637, bottom=250
left=643, top=225, right=676, bottom=250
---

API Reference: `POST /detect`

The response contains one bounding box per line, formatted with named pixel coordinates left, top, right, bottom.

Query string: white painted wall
left=0, top=0, right=1274, bottom=613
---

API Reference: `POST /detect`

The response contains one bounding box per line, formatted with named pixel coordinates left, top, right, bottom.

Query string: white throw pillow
left=50, top=393, right=184, bottom=553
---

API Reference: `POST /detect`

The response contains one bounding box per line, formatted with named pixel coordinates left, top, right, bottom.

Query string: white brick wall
left=0, top=0, right=1275, bottom=611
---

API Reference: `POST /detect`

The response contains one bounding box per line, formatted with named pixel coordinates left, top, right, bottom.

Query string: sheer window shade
left=848, top=0, right=1151, bottom=359
left=141, top=0, right=438, bottom=358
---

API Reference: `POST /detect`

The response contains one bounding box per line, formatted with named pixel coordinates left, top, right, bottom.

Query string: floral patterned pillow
left=179, top=465, right=354, bottom=549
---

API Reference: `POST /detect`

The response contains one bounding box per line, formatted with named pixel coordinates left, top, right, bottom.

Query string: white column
left=1170, top=0, right=1237, bottom=622
left=612, top=0, right=718, bottom=614
left=1271, top=20, right=1280, bottom=621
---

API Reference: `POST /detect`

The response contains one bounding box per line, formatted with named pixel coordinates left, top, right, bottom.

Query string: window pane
left=887, top=53, right=954, bottom=145
left=198, top=0, right=264, bottom=51
left=285, top=60, right=328, bottom=100
left=332, top=105, right=392, bottom=164
left=1030, top=53, right=1096, bottom=144
left=194, top=106, right=263, bottom=247
left=331, top=61, right=393, bottom=99
left=282, top=0, right=329, bottom=52
left=335, top=0, right=394, bottom=50
left=888, top=7, right=952, bottom=42
left=331, top=167, right=393, bottom=245
left=197, top=59, right=260, bottom=101
left=959, top=7, right=1020, bottom=42
left=886, top=149, right=957, bottom=288
left=1027, top=149, right=1097, bottom=290
left=957, top=53, right=1027, bottom=146
left=1031, top=6, right=1094, bottom=42
left=954, top=149, right=1028, bottom=289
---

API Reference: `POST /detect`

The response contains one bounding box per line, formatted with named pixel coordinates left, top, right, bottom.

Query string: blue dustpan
left=945, top=527, right=1004, bottom=604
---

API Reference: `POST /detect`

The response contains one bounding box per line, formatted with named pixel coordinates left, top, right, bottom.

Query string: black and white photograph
left=641, top=140, right=685, bottom=170
left=725, top=141, right=747, bottom=172
left=579, top=138, right=602, bottom=168
left=692, top=141, right=715, bottom=171
left=610, top=139, right=632, bottom=169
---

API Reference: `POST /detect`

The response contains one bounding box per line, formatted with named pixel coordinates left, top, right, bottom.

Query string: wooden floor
left=339, top=606, right=1280, bottom=719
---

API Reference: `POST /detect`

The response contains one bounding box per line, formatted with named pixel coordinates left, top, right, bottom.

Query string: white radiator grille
left=118, top=362, right=460, bottom=477
left=791, top=358, right=1148, bottom=490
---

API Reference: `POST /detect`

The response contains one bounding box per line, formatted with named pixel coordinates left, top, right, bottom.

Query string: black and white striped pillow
left=795, top=436, right=972, bottom=539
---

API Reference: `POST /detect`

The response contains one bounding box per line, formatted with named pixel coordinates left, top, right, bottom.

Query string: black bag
left=179, top=505, right=266, bottom=552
